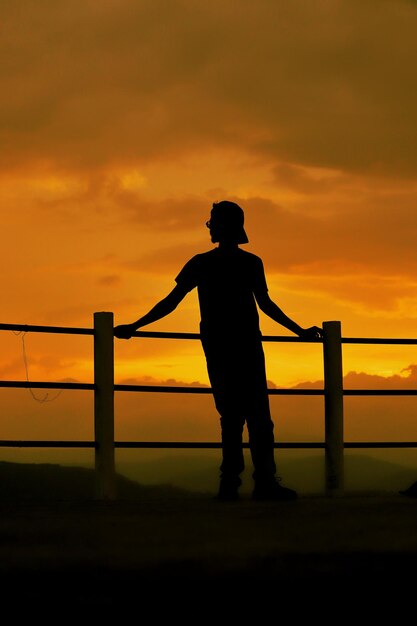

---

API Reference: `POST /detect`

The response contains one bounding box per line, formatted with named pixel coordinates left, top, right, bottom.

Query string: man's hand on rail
left=297, top=326, right=323, bottom=341
left=114, top=324, right=136, bottom=339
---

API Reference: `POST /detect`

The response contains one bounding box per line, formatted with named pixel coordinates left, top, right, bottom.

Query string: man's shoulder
left=197, top=248, right=219, bottom=259
left=185, top=249, right=219, bottom=265
left=237, top=249, right=264, bottom=265
left=176, top=250, right=215, bottom=278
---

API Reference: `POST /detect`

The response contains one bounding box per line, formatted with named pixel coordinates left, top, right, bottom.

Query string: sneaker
left=252, top=477, right=297, bottom=501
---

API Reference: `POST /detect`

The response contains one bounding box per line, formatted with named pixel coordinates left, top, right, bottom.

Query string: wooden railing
left=1, top=313, right=417, bottom=499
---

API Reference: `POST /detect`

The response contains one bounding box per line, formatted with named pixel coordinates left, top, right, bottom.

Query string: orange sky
left=2, top=1, right=417, bottom=457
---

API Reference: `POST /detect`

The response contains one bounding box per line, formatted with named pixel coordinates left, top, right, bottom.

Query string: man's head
left=206, top=201, right=249, bottom=244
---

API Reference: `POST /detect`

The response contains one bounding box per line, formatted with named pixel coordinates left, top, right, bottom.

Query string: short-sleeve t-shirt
left=175, top=247, right=268, bottom=339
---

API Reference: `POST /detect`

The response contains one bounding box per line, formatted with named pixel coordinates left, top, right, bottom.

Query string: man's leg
left=218, top=412, right=245, bottom=500
left=247, top=396, right=297, bottom=501
left=246, top=402, right=276, bottom=482
left=202, top=341, right=246, bottom=499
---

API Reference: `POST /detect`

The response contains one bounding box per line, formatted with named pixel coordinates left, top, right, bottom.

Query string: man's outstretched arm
left=255, top=292, right=322, bottom=339
left=114, top=284, right=189, bottom=339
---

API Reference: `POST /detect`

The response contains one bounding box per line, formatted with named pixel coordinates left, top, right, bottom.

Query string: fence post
left=322, top=321, right=344, bottom=496
left=94, top=311, right=116, bottom=500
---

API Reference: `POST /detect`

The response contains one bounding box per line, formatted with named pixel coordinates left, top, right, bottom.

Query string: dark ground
left=1, top=462, right=416, bottom=618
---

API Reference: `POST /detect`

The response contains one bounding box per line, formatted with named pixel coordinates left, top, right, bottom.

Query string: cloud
left=344, top=365, right=417, bottom=390
left=2, top=0, right=417, bottom=176
left=293, top=363, right=417, bottom=390
left=104, top=189, right=417, bottom=313
left=124, top=241, right=206, bottom=275
left=3, top=0, right=417, bottom=350
left=11, top=165, right=416, bottom=309
left=246, top=196, right=417, bottom=279
left=109, top=191, right=209, bottom=232
left=97, top=274, right=122, bottom=287
left=118, top=375, right=208, bottom=388
left=3, top=163, right=416, bottom=319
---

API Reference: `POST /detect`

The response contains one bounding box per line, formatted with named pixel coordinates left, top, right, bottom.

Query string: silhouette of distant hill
left=1, top=453, right=416, bottom=501
left=0, top=461, right=190, bottom=500
left=351, top=454, right=416, bottom=493
left=117, top=452, right=417, bottom=495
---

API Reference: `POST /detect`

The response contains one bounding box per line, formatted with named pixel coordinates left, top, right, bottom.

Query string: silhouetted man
left=115, top=201, right=322, bottom=501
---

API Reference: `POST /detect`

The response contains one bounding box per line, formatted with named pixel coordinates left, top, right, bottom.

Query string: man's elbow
left=159, top=295, right=178, bottom=314
left=256, top=293, right=273, bottom=314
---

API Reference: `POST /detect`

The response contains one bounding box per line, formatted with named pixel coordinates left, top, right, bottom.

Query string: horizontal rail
left=0, top=381, right=322, bottom=394
left=0, top=440, right=96, bottom=448
left=113, top=387, right=416, bottom=397
left=344, top=442, right=417, bottom=448
left=114, top=384, right=324, bottom=395
left=0, top=326, right=314, bottom=342
left=0, top=440, right=319, bottom=449
left=344, top=390, right=417, bottom=396
left=342, top=337, right=417, bottom=345
left=0, top=323, right=93, bottom=336
left=134, top=330, right=200, bottom=340
left=114, top=441, right=417, bottom=449
left=2, top=322, right=417, bottom=345
left=114, top=441, right=322, bottom=448
left=134, top=331, right=322, bottom=342
left=2, top=381, right=417, bottom=396
left=1, top=440, right=417, bottom=448
left=1, top=325, right=319, bottom=343
left=0, top=381, right=94, bottom=390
